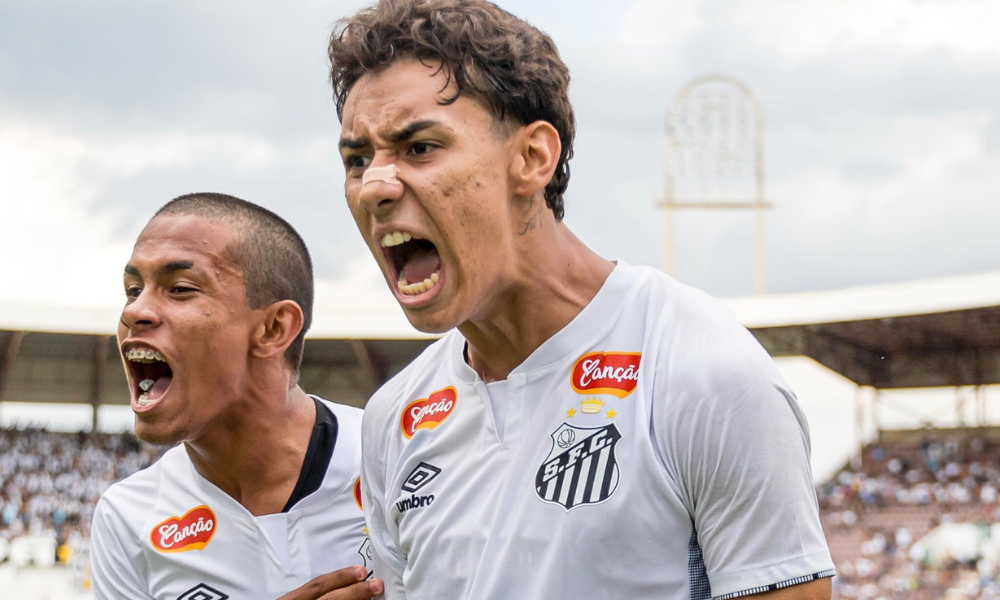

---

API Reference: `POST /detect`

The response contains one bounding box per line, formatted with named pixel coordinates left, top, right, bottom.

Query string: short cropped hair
left=155, top=193, right=314, bottom=374
left=328, top=0, right=575, bottom=220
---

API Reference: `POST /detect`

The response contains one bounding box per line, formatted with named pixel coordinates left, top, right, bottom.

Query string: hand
left=276, top=566, right=384, bottom=600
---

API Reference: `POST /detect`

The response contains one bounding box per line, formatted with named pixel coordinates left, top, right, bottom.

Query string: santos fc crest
left=535, top=423, right=622, bottom=510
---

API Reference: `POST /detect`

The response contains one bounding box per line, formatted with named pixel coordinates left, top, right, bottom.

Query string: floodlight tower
left=661, top=74, right=769, bottom=294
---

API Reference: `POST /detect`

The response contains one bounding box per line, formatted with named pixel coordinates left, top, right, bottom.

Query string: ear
left=250, top=300, right=304, bottom=362
left=510, top=121, right=561, bottom=198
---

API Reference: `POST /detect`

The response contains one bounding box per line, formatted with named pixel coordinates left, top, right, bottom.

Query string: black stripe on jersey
left=599, top=447, right=616, bottom=499
left=713, top=570, right=836, bottom=600
left=550, top=461, right=566, bottom=504
left=582, top=450, right=601, bottom=501
left=564, top=453, right=586, bottom=509
left=282, top=397, right=339, bottom=512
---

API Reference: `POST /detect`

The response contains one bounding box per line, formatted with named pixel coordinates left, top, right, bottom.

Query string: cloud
left=0, top=126, right=134, bottom=307
left=620, top=0, right=702, bottom=47
left=625, top=0, right=1000, bottom=61
left=1, top=0, right=1000, bottom=308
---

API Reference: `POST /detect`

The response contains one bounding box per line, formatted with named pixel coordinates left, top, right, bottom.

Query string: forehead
left=129, top=214, right=240, bottom=272
left=340, top=57, right=496, bottom=140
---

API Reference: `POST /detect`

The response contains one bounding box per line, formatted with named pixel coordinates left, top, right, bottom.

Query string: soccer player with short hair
left=330, top=1, right=835, bottom=598
left=90, top=193, right=383, bottom=600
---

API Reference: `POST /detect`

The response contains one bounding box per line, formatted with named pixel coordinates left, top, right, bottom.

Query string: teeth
left=398, top=271, right=441, bottom=296
left=381, top=231, right=414, bottom=248
left=139, top=379, right=154, bottom=392
left=137, top=391, right=153, bottom=407
left=125, top=348, right=167, bottom=363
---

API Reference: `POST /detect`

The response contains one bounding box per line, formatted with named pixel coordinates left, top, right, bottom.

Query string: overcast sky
left=2, top=0, right=999, bottom=309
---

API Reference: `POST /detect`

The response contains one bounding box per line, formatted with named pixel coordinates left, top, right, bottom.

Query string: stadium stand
left=0, top=426, right=166, bottom=585
left=821, top=428, right=1000, bottom=600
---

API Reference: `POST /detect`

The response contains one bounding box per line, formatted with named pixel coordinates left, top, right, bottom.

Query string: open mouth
left=123, top=347, right=173, bottom=409
left=380, top=231, right=442, bottom=296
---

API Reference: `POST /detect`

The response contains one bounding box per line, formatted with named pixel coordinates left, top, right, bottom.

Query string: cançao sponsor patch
left=571, top=352, right=641, bottom=398
left=150, top=505, right=217, bottom=553
left=400, top=386, right=457, bottom=439
left=354, top=477, right=363, bottom=511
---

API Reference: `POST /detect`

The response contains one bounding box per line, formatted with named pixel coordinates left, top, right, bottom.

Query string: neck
left=460, top=220, right=614, bottom=382
left=184, top=369, right=315, bottom=516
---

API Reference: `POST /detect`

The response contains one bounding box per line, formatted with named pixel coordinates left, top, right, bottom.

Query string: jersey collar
left=450, top=260, right=640, bottom=384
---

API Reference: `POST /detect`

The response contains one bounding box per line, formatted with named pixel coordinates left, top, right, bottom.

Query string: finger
left=318, top=578, right=384, bottom=600
left=275, top=566, right=369, bottom=600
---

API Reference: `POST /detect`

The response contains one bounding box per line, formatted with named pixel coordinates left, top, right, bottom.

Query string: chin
left=403, top=307, right=460, bottom=335
left=133, top=418, right=186, bottom=446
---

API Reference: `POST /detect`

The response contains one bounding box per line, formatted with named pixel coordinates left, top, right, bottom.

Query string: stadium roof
left=2, top=269, right=999, bottom=411
left=727, top=270, right=1000, bottom=388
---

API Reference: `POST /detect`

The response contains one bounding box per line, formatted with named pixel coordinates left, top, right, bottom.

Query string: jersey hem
left=708, top=549, right=835, bottom=598
left=713, top=569, right=836, bottom=600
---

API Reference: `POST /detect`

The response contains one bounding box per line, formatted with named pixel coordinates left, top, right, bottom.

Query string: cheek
left=344, top=182, right=361, bottom=208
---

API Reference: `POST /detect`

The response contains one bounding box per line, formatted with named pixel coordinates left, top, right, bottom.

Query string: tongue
left=402, top=247, right=442, bottom=284
left=149, top=374, right=173, bottom=400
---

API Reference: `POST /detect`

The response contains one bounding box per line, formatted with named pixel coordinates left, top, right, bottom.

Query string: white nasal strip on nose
left=362, top=164, right=401, bottom=187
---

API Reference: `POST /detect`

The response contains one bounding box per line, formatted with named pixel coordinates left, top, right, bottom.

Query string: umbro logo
left=397, top=462, right=441, bottom=514
left=402, top=462, right=441, bottom=493
left=177, top=583, right=229, bottom=600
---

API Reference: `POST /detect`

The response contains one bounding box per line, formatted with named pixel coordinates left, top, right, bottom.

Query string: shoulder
left=94, top=446, right=179, bottom=533
left=628, top=269, right=805, bottom=449
left=363, top=331, right=456, bottom=432
left=635, top=267, right=781, bottom=392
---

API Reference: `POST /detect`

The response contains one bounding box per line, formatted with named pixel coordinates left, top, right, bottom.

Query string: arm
left=654, top=321, right=835, bottom=600
left=755, top=578, right=831, bottom=600
left=90, top=498, right=155, bottom=600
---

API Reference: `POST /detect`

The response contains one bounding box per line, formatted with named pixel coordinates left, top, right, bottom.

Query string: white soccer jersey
left=361, top=262, right=835, bottom=600
left=91, top=399, right=370, bottom=600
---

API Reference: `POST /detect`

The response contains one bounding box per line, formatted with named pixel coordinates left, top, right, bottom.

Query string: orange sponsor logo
left=571, top=352, right=641, bottom=398
left=150, top=505, right=217, bottom=553
left=354, top=477, right=363, bottom=510
left=400, top=387, right=457, bottom=439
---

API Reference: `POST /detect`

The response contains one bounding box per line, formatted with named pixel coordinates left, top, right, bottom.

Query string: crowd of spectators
left=0, top=426, right=165, bottom=565
left=819, top=435, right=1000, bottom=600
left=819, top=437, right=1000, bottom=516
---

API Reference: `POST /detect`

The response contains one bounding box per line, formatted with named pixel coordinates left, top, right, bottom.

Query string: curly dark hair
left=328, top=0, right=575, bottom=220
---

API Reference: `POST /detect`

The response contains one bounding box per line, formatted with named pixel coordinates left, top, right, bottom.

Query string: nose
left=357, top=162, right=404, bottom=217
left=120, top=289, right=162, bottom=333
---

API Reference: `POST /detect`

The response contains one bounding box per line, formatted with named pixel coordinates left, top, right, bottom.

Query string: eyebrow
left=123, top=260, right=195, bottom=278
left=339, top=119, right=441, bottom=150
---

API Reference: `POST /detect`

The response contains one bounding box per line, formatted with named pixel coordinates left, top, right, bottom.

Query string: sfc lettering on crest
left=535, top=423, right=622, bottom=510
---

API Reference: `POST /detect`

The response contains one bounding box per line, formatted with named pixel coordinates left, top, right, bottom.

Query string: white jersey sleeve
left=90, top=495, right=154, bottom=600
left=651, top=290, right=833, bottom=598
left=361, top=381, right=409, bottom=600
